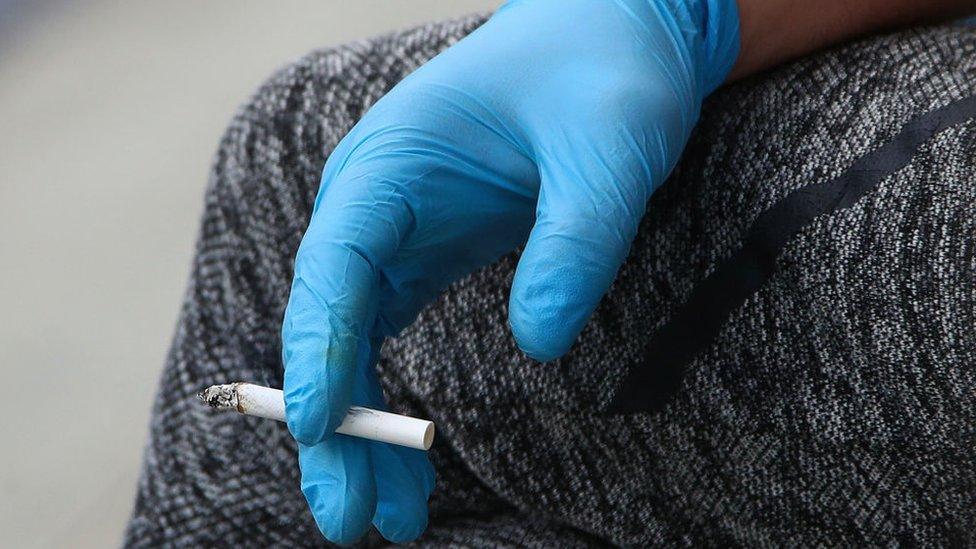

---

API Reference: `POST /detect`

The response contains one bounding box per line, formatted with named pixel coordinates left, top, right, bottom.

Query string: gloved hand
left=282, top=0, right=740, bottom=543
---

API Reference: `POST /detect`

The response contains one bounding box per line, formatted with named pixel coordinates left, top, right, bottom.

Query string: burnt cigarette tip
left=197, top=383, right=240, bottom=411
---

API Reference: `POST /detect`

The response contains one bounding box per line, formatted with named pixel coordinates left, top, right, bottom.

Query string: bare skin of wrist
left=730, top=0, right=976, bottom=80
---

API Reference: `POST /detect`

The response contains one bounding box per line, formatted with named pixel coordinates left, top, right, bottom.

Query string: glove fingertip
left=300, top=445, right=377, bottom=545
left=374, top=506, right=428, bottom=544
left=372, top=484, right=429, bottom=544
left=304, top=483, right=376, bottom=545
left=371, top=445, right=435, bottom=543
left=508, top=292, right=579, bottom=362
left=511, top=325, right=572, bottom=362
left=283, top=393, right=329, bottom=446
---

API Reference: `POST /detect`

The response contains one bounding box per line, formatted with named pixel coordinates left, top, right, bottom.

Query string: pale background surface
left=0, top=2, right=496, bottom=546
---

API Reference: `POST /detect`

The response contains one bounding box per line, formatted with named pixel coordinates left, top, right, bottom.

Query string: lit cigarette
left=198, top=382, right=435, bottom=451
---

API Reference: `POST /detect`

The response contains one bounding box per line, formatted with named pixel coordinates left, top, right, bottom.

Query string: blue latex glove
left=282, top=0, right=740, bottom=543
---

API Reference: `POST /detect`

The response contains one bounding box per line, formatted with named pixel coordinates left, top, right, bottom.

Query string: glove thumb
left=509, top=144, right=658, bottom=361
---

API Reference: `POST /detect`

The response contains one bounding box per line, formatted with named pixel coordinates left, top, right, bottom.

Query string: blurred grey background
left=0, top=2, right=496, bottom=546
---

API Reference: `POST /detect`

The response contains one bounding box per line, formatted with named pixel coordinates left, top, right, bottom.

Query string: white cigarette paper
left=199, top=382, right=435, bottom=451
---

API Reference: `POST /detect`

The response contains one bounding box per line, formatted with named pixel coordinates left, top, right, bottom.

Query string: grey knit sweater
left=125, top=14, right=976, bottom=547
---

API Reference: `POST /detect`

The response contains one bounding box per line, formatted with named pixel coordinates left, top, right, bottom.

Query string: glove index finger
left=282, top=266, right=371, bottom=446
left=282, top=171, right=413, bottom=446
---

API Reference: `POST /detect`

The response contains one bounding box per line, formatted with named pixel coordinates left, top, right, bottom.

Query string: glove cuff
left=698, top=0, right=741, bottom=95
left=663, top=0, right=741, bottom=98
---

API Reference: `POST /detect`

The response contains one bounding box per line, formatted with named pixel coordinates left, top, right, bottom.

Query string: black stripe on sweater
left=609, top=94, right=976, bottom=414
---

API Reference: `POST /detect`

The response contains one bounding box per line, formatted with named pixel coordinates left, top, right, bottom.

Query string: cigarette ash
left=197, top=383, right=240, bottom=411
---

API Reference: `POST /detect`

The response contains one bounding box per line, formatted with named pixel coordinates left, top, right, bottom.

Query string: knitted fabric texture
left=125, top=15, right=976, bottom=547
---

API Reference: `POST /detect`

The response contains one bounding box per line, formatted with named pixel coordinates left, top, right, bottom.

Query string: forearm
left=730, top=0, right=976, bottom=80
